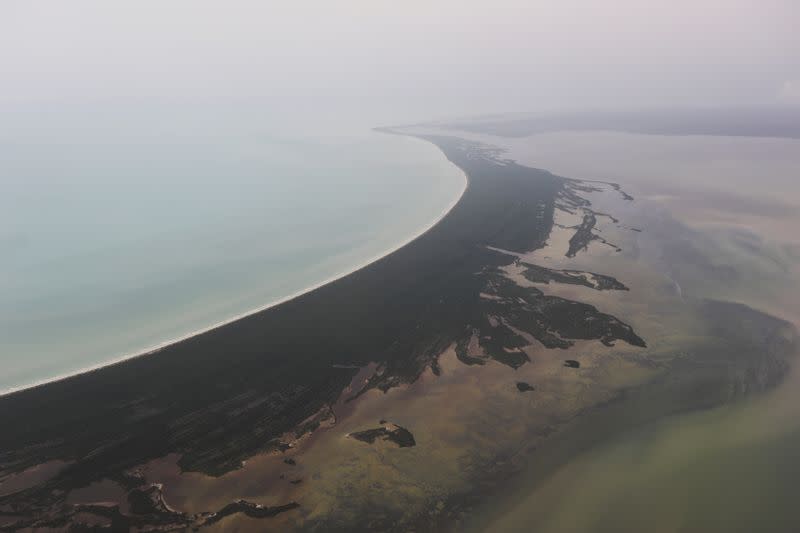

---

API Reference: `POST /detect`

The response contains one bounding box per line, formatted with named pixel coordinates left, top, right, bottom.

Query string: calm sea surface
left=0, top=114, right=464, bottom=393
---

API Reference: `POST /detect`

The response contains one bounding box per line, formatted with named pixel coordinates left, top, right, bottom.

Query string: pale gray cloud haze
left=2, top=0, right=799, bottom=125
left=779, top=80, right=800, bottom=104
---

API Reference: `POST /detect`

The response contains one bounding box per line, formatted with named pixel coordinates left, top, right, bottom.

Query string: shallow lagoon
left=458, top=130, right=800, bottom=532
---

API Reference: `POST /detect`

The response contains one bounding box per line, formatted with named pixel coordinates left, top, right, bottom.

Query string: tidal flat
left=439, top=122, right=800, bottom=533
left=1, top=121, right=798, bottom=532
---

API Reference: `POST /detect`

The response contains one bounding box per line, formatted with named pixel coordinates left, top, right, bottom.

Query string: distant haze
left=2, top=0, right=799, bottom=125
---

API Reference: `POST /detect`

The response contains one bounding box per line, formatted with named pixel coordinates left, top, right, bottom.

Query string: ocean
left=0, top=112, right=465, bottom=394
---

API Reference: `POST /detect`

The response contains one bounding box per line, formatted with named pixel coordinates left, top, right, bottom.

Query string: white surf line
left=1, top=144, right=469, bottom=398
left=663, top=274, right=684, bottom=301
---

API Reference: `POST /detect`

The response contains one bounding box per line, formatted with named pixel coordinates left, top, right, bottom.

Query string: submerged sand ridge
left=1, top=129, right=797, bottom=532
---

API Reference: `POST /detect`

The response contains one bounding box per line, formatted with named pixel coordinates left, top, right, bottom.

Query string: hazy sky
left=2, top=0, right=799, bottom=125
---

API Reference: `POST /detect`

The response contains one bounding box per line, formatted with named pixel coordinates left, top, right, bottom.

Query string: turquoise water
left=0, top=113, right=464, bottom=393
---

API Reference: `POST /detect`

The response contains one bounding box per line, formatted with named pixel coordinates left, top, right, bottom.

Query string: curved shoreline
left=3, top=132, right=625, bottom=527
left=0, top=135, right=468, bottom=398
left=0, top=131, right=572, bottom=500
